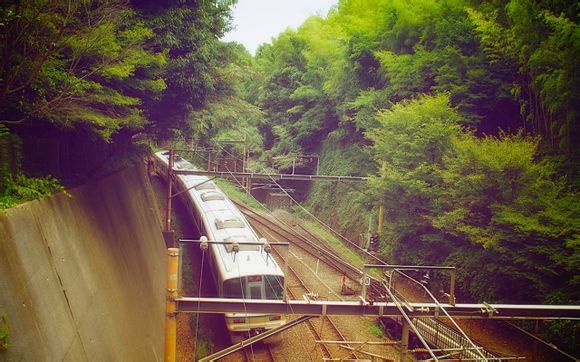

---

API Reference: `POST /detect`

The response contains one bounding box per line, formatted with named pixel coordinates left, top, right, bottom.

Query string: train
left=152, top=150, right=286, bottom=341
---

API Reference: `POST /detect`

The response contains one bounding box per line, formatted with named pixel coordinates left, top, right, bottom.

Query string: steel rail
left=269, top=231, right=359, bottom=360
left=236, top=203, right=364, bottom=281
left=243, top=344, right=274, bottom=362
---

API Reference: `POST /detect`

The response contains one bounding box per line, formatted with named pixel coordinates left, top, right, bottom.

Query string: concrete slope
left=0, top=165, right=166, bottom=361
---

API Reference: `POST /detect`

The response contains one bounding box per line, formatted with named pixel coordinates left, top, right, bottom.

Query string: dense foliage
left=1, top=0, right=578, bottom=351
left=0, top=0, right=237, bottom=206
left=242, top=0, right=578, bottom=351
left=245, top=0, right=579, bottom=302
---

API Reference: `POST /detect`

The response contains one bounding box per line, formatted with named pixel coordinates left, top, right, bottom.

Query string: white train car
left=152, top=151, right=286, bottom=340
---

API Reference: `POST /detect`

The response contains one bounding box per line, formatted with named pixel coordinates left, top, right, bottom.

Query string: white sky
left=221, top=0, right=338, bottom=55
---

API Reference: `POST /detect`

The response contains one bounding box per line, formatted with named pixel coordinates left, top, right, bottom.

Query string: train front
left=215, top=239, right=287, bottom=341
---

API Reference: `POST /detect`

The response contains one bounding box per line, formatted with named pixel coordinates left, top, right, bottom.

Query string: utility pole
left=164, top=248, right=179, bottom=362
left=163, top=149, right=176, bottom=248
left=378, top=204, right=384, bottom=235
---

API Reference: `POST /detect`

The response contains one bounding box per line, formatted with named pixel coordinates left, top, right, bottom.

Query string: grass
left=370, top=323, right=385, bottom=338
left=301, top=218, right=384, bottom=280
left=214, top=178, right=263, bottom=209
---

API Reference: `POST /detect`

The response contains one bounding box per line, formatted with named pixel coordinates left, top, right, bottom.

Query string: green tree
left=366, top=94, right=462, bottom=263
left=0, top=1, right=166, bottom=140
left=434, top=133, right=579, bottom=302
left=468, top=0, right=580, bottom=162
left=132, top=0, right=236, bottom=139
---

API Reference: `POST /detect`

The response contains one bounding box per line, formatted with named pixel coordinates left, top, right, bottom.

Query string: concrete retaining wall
left=0, top=165, right=166, bottom=361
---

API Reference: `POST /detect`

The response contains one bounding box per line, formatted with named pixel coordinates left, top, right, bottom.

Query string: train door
left=247, top=275, right=264, bottom=299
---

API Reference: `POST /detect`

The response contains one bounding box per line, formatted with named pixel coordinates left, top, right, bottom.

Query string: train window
left=264, top=275, right=284, bottom=300
left=215, top=217, right=245, bottom=229
left=175, top=161, right=192, bottom=170
left=195, top=182, right=216, bottom=191
left=200, top=191, right=225, bottom=201
left=250, top=286, right=262, bottom=299
left=223, top=278, right=245, bottom=298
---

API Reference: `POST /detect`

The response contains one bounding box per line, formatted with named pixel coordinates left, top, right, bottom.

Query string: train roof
left=154, top=150, right=284, bottom=280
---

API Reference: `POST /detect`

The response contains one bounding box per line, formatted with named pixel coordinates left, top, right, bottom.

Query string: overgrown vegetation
left=0, top=0, right=238, bottom=205
left=1, top=0, right=578, bottom=355
left=0, top=313, right=9, bottom=350
left=0, top=125, right=64, bottom=208
left=240, top=0, right=579, bottom=354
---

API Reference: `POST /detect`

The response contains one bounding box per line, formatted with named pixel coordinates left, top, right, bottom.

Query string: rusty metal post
left=243, top=135, right=249, bottom=194
left=164, top=247, right=179, bottom=362
left=449, top=268, right=456, bottom=305
left=401, top=320, right=410, bottom=358
left=361, top=266, right=368, bottom=301
left=163, top=149, right=176, bottom=248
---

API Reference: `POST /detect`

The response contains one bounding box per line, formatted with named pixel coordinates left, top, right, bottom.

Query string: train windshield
left=223, top=275, right=284, bottom=300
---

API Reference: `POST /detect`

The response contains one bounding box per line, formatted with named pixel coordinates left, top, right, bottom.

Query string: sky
left=221, top=0, right=338, bottom=55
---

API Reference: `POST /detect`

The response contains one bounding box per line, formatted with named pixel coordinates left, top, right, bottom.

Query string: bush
left=0, top=313, right=9, bottom=350
left=0, top=174, right=64, bottom=209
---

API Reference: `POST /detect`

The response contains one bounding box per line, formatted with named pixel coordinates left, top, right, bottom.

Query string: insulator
left=260, top=238, right=272, bottom=254
left=264, top=243, right=272, bottom=254
left=232, top=242, right=240, bottom=253
left=200, top=236, right=209, bottom=251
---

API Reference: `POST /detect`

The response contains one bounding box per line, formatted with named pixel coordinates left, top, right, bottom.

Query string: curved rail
left=268, top=230, right=359, bottom=360
left=235, top=201, right=498, bottom=360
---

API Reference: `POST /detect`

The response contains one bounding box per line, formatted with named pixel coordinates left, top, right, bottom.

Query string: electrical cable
left=213, top=141, right=386, bottom=265
left=193, top=248, right=206, bottom=359
left=216, top=156, right=313, bottom=358
left=209, top=141, right=479, bottom=357
left=396, top=271, right=488, bottom=360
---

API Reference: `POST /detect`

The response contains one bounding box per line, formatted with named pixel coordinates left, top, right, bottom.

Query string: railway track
left=234, top=200, right=577, bottom=361
left=243, top=343, right=275, bottom=362
left=265, top=224, right=359, bottom=360
left=236, top=201, right=389, bottom=300
left=234, top=201, right=501, bottom=360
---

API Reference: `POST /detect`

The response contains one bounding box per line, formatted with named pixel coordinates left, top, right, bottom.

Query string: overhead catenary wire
left=211, top=153, right=320, bottom=359
left=186, top=139, right=481, bottom=357
left=206, top=142, right=494, bottom=356
left=395, top=270, right=488, bottom=360
left=209, top=141, right=459, bottom=299
left=235, top=254, right=257, bottom=359
left=212, top=141, right=385, bottom=264
left=193, top=248, right=206, bottom=359
left=210, top=141, right=453, bottom=302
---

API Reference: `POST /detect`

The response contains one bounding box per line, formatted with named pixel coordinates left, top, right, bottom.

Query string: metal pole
left=378, top=204, right=384, bottom=234
left=165, top=149, right=174, bottom=232
left=450, top=269, right=456, bottom=306
left=283, top=245, right=289, bottom=302
left=243, top=134, right=249, bottom=193
left=367, top=213, right=372, bottom=249
left=164, top=248, right=179, bottom=362
left=316, top=156, right=320, bottom=175
left=401, top=320, right=410, bottom=358
left=362, top=266, right=368, bottom=301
